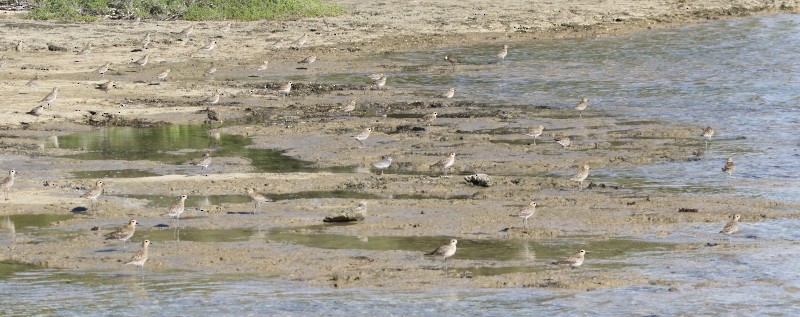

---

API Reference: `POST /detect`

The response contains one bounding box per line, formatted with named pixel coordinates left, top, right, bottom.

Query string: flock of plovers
left=0, top=24, right=743, bottom=274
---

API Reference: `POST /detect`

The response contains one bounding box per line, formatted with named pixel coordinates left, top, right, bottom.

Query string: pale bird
left=1, top=170, right=15, bottom=200
left=95, top=81, right=116, bottom=93
left=702, top=126, right=715, bottom=149
left=575, top=97, right=588, bottom=117
left=418, top=112, right=438, bottom=126
left=425, top=239, right=458, bottom=271
left=125, top=240, right=151, bottom=268
left=351, top=128, right=372, bottom=146
left=372, top=156, right=393, bottom=175
left=81, top=180, right=104, bottom=208
left=442, top=87, right=455, bottom=99
left=497, top=44, right=509, bottom=62
left=191, top=153, right=212, bottom=175
left=511, top=201, right=536, bottom=228
left=39, top=87, right=58, bottom=109
left=131, top=54, right=149, bottom=71
left=157, top=69, right=171, bottom=81
left=247, top=188, right=273, bottom=213
left=277, top=81, right=292, bottom=99
left=162, top=195, right=188, bottom=219
left=96, top=62, right=111, bottom=78
left=552, top=250, right=586, bottom=268
left=526, top=125, right=544, bottom=145
left=569, top=165, right=590, bottom=191
left=431, top=152, right=456, bottom=177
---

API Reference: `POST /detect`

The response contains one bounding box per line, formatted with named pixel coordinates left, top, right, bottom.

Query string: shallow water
left=58, top=125, right=353, bottom=174
left=6, top=14, right=800, bottom=314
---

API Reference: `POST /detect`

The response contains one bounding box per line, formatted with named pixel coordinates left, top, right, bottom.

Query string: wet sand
left=1, top=0, right=799, bottom=290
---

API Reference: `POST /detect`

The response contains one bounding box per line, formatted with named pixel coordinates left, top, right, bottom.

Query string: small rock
left=464, top=173, right=492, bottom=187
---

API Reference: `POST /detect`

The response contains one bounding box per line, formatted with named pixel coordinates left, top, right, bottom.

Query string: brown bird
left=444, top=54, right=460, bottom=70
left=425, top=239, right=458, bottom=271
left=105, top=219, right=137, bottom=242
left=418, top=112, right=438, bottom=126
left=205, top=107, right=221, bottom=123
left=95, top=81, right=116, bottom=93
left=722, top=157, right=735, bottom=177
left=81, top=180, right=104, bottom=209
left=552, top=250, right=586, bottom=268
left=1, top=170, right=15, bottom=200
left=39, top=87, right=58, bottom=109
left=720, top=214, right=741, bottom=244
left=247, top=188, right=273, bottom=213
left=125, top=240, right=151, bottom=269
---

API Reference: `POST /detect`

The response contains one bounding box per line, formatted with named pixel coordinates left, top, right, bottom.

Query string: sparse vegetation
left=26, top=0, right=345, bottom=21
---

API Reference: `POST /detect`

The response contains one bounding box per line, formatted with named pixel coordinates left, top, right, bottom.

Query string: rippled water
left=5, top=14, right=800, bottom=315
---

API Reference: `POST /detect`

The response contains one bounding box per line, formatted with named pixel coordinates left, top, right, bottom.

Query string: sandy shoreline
left=1, top=0, right=799, bottom=290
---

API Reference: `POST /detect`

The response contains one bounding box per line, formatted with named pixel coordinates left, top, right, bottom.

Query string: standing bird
left=205, top=107, right=221, bottom=123
left=15, top=40, right=23, bottom=52
left=526, top=125, right=544, bottom=145
left=298, top=55, right=316, bottom=69
left=191, top=153, right=212, bottom=176
left=720, top=214, right=741, bottom=244
left=131, top=54, right=149, bottom=71
left=39, top=87, right=58, bottom=109
left=497, top=44, right=509, bottom=63
left=219, top=22, right=232, bottom=34
left=425, top=239, right=458, bottom=271
left=157, top=68, right=171, bottom=81
left=95, top=81, right=116, bottom=93
left=575, top=97, right=589, bottom=117
left=511, top=201, right=536, bottom=228
left=162, top=195, right=188, bottom=220
left=140, top=32, right=151, bottom=49
left=81, top=180, right=104, bottom=209
left=24, top=74, right=40, bottom=90
left=126, top=240, right=151, bottom=269
left=418, top=112, right=438, bottom=126
left=96, top=62, right=111, bottom=78
left=552, top=250, right=586, bottom=268
left=351, top=128, right=372, bottom=147
left=202, top=91, right=222, bottom=105
left=76, top=43, right=92, bottom=59
left=372, top=156, right=393, bottom=175
left=431, top=152, right=456, bottom=177
left=294, top=33, right=308, bottom=48
left=341, top=98, right=357, bottom=114
left=722, top=157, right=735, bottom=177
left=26, top=105, right=44, bottom=118
left=177, top=25, right=194, bottom=40
left=205, top=64, right=217, bottom=78
left=368, top=73, right=384, bottom=81
left=444, top=54, right=460, bottom=70
left=570, top=165, right=590, bottom=191
left=105, top=219, right=137, bottom=242
left=277, top=81, right=292, bottom=99
left=702, top=126, right=715, bottom=149
left=256, top=60, right=269, bottom=72
left=1, top=170, right=15, bottom=201
left=198, top=40, right=217, bottom=54
left=372, top=75, right=387, bottom=89
left=554, top=135, right=571, bottom=150
left=442, top=87, right=455, bottom=99
left=247, top=188, right=273, bottom=213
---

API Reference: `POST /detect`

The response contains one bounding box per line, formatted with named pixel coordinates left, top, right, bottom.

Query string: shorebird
left=140, top=32, right=151, bottom=49
left=444, top=54, right=460, bottom=70
left=351, top=128, right=372, bottom=146
left=570, top=165, right=590, bottom=191
left=256, top=60, right=269, bottom=72
left=162, top=195, right=188, bottom=220
left=277, top=81, right=292, bottom=99
left=1, top=170, right=15, bottom=200
left=191, top=153, right=212, bottom=175
left=511, top=201, right=536, bottom=228
left=177, top=25, right=194, bottom=40
left=372, top=156, right=393, bottom=175
left=204, top=64, right=217, bottom=78
left=202, top=91, right=222, bottom=105
left=81, top=180, right=104, bottom=209
left=722, top=157, right=735, bottom=177
left=526, top=125, right=544, bottom=145
left=219, top=22, right=232, bottom=34
left=105, top=219, right=137, bottom=242
left=442, top=88, right=455, bottom=99
left=341, top=98, right=356, bottom=114
left=94, top=81, right=116, bottom=93
left=373, top=75, right=387, bottom=89
left=205, top=107, right=220, bottom=123
left=554, top=135, right=571, bottom=150
left=76, top=43, right=92, bottom=59
left=26, top=105, right=44, bottom=119
left=247, top=188, right=273, bottom=213
left=126, top=240, right=151, bottom=269
left=39, top=87, right=58, bottom=109
left=575, top=97, right=589, bottom=117
left=96, top=62, right=111, bottom=78
left=15, top=40, right=22, bottom=52
left=702, top=126, right=715, bottom=149
left=368, top=73, right=384, bottom=81
left=24, top=74, right=40, bottom=89
left=418, top=112, right=438, bottom=126
left=552, top=250, right=586, bottom=268
left=294, top=33, right=308, bottom=48
left=426, top=239, right=458, bottom=271
left=131, top=54, right=149, bottom=71
left=431, top=152, right=456, bottom=177
left=157, top=68, right=170, bottom=81
left=720, top=214, right=741, bottom=244
left=298, top=55, right=316, bottom=68
left=198, top=40, right=217, bottom=53
left=497, top=45, right=509, bottom=63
